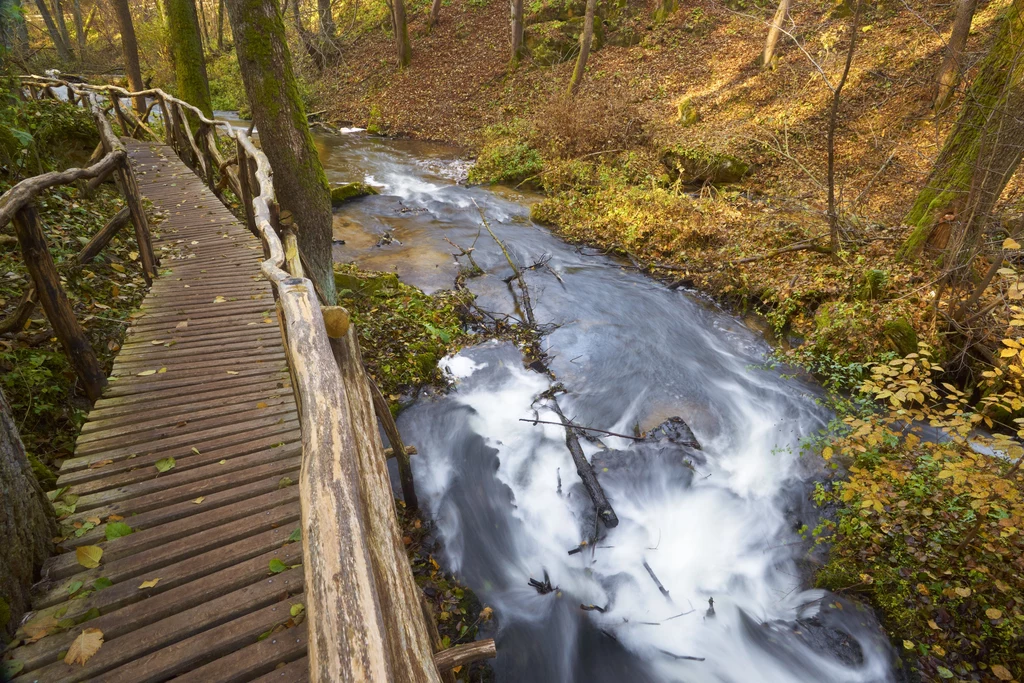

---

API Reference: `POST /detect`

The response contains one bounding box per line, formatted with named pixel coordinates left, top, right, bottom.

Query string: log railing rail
left=13, top=74, right=495, bottom=681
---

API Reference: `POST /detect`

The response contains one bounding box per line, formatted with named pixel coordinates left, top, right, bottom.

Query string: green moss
left=660, top=145, right=751, bottom=185
left=367, top=104, right=385, bottom=135
left=883, top=317, right=918, bottom=356
left=858, top=269, right=888, bottom=300
left=676, top=98, right=699, bottom=127
left=525, top=17, right=604, bottom=65
left=330, top=182, right=380, bottom=205
left=334, top=265, right=472, bottom=395
left=468, top=139, right=544, bottom=186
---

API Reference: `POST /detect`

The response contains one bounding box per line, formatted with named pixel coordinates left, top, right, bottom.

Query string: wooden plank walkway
left=9, top=140, right=309, bottom=682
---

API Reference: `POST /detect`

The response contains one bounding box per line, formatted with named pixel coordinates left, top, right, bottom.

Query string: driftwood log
left=550, top=400, right=619, bottom=528
left=433, top=639, right=498, bottom=671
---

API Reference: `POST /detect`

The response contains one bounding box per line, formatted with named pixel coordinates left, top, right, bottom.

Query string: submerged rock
left=330, top=182, right=379, bottom=205
left=643, top=416, right=701, bottom=449
left=660, top=146, right=751, bottom=185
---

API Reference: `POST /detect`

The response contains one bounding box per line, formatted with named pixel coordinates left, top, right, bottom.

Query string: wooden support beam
left=367, top=374, right=418, bottom=511
left=75, top=206, right=131, bottom=264
left=12, top=204, right=106, bottom=402
left=0, top=284, right=37, bottom=335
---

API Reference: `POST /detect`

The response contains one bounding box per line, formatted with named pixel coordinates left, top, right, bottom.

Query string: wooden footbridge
left=1, top=77, right=493, bottom=682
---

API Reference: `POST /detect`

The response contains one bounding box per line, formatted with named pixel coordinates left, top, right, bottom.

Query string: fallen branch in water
left=519, top=417, right=640, bottom=441
left=643, top=560, right=671, bottom=600
left=550, top=399, right=619, bottom=528
left=476, top=199, right=537, bottom=327
left=444, top=231, right=484, bottom=276
left=529, top=571, right=556, bottom=594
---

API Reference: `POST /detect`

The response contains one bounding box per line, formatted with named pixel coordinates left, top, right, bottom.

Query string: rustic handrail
left=16, top=75, right=496, bottom=680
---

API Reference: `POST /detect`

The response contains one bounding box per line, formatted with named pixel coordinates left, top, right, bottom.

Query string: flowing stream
left=259, top=120, right=900, bottom=682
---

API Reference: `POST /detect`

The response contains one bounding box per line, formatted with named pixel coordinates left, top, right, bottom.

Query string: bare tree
left=826, top=0, right=863, bottom=253
left=318, top=0, right=334, bottom=37
left=33, top=0, right=71, bottom=60
left=224, top=0, right=338, bottom=304
left=112, top=0, right=146, bottom=112
left=70, top=0, right=83, bottom=54
left=52, top=0, right=72, bottom=55
left=511, top=0, right=524, bottom=60
left=217, top=0, right=225, bottom=50
left=386, top=0, right=411, bottom=67
left=934, top=0, right=980, bottom=112
left=428, top=0, right=441, bottom=30
left=762, top=0, right=791, bottom=66
left=568, top=0, right=597, bottom=94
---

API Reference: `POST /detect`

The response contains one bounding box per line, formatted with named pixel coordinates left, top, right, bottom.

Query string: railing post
left=111, top=95, right=133, bottom=138
left=235, top=140, right=258, bottom=237
left=158, top=96, right=174, bottom=147
left=12, top=204, right=107, bottom=402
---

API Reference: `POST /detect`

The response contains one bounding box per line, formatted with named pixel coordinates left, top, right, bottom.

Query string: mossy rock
left=526, top=0, right=623, bottom=24
left=883, top=317, right=918, bottom=356
left=525, top=17, right=604, bottom=65
left=676, top=98, right=699, bottom=127
left=858, top=269, right=889, bottom=301
left=330, top=182, right=380, bottom=206
left=660, top=146, right=751, bottom=185
left=607, top=26, right=642, bottom=47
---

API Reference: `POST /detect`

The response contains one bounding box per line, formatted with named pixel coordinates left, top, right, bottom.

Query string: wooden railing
left=14, top=75, right=495, bottom=681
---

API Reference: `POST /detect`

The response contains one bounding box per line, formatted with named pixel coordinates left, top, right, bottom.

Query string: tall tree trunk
left=224, top=0, right=337, bottom=304
left=901, top=0, right=1024, bottom=260
left=388, top=0, right=411, bottom=68
left=567, top=0, right=596, bottom=94
left=216, top=0, right=224, bottom=49
left=197, top=0, right=211, bottom=50
left=0, top=387, right=56, bottom=641
left=934, top=0, right=980, bottom=112
left=318, top=0, right=334, bottom=37
left=762, top=0, right=791, bottom=67
left=165, top=0, right=214, bottom=117
left=510, top=0, right=523, bottom=60
left=428, top=0, right=440, bottom=29
left=53, top=0, right=72, bottom=55
left=70, top=0, right=83, bottom=55
left=34, top=0, right=71, bottom=60
left=112, top=0, right=146, bottom=112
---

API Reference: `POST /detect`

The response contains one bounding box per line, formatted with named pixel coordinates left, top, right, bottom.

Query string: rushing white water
left=307, top=128, right=899, bottom=682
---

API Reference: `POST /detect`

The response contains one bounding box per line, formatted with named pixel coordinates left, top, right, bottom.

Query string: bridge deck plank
left=8, top=140, right=308, bottom=682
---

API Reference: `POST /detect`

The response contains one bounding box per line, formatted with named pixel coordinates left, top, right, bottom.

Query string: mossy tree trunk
left=0, top=387, right=56, bottom=642
left=901, top=0, right=1024, bottom=261
left=934, top=0, right=980, bottom=112
left=567, top=0, right=596, bottom=94
left=388, top=0, right=411, bottom=68
left=33, top=0, right=71, bottom=60
left=165, top=0, right=214, bottom=118
left=762, top=0, right=791, bottom=67
left=112, top=0, right=146, bottom=112
left=224, top=0, right=337, bottom=304
left=510, top=0, right=524, bottom=61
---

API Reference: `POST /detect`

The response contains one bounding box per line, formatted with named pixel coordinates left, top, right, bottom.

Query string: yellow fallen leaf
left=85, top=516, right=101, bottom=526
left=256, top=402, right=268, bottom=409
left=138, top=578, right=160, bottom=589
left=76, top=545, right=103, bottom=569
left=22, top=614, right=59, bottom=644
left=986, top=608, right=1003, bottom=620
left=954, top=587, right=972, bottom=598
left=192, top=496, right=205, bottom=504
left=175, top=321, right=188, bottom=329
left=226, top=370, right=239, bottom=375
left=1003, top=238, right=1021, bottom=250
left=902, top=640, right=914, bottom=650
left=64, top=628, right=104, bottom=665
left=137, top=369, right=157, bottom=376
left=110, top=263, right=125, bottom=273
left=991, top=664, right=1013, bottom=681
left=213, top=296, right=226, bottom=303
left=157, top=367, right=167, bottom=374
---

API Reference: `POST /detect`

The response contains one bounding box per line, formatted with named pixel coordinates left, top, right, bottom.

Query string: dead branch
left=550, top=399, right=619, bottom=528
left=519, top=417, right=640, bottom=441
left=476, top=200, right=537, bottom=327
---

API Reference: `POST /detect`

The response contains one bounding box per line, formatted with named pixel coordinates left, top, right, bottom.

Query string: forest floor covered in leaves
left=308, top=0, right=1024, bottom=679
